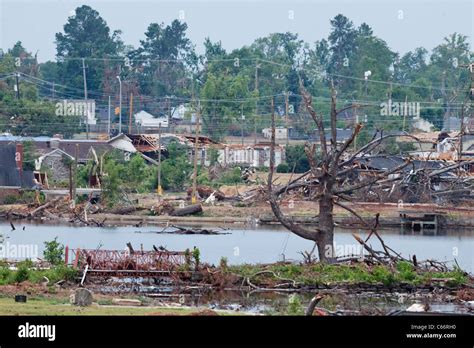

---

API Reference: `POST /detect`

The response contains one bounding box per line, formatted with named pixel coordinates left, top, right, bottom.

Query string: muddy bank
left=1, top=201, right=473, bottom=228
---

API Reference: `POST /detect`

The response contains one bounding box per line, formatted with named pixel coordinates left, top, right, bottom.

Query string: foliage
left=1, top=6, right=470, bottom=143
left=217, top=167, right=242, bottom=185
left=43, top=237, right=64, bottom=266
left=285, top=145, right=310, bottom=173
left=219, top=257, right=228, bottom=272
left=228, top=262, right=468, bottom=287
left=286, top=294, right=304, bottom=315
left=14, top=260, right=33, bottom=283
left=192, top=247, right=201, bottom=270
left=101, top=158, right=125, bottom=207
left=276, top=163, right=290, bottom=173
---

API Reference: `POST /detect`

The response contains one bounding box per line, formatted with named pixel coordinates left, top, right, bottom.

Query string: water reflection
left=0, top=222, right=473, bottom=272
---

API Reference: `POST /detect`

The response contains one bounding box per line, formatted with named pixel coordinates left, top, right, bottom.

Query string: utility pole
left=82, top=58, right=89, bottom=139
left=69, top=161, right=73, bottom=201
left=52, top=82, right=55, bottom=99
left=157, top=123, right=162, bottom=200
left=402, top=95, right=408, bottom=132
left=441, top=71, right=450, bottom=132
left=72, top=144, right=79, bottom=208
left=353, top=102, right=358, bottom=150
left=459, top=63, right=474, bottom=157
left=107, top=96, right=111, bottom=139
left=129, top=93, right=133, bottom=134
left=459, top=101, right=465, bottom=158
left=254, top=60, right=260, bottom=144
left=117, top=76, right=122, bottom=133
left=285, top=92, right=289, bottom=146
left=191, top=100, right=201, bottom=204
left=241, top=104, right=244, bottom=145
left=166, top=96, right=172, bottom=133
left=15, top=72, right=20, bottom=99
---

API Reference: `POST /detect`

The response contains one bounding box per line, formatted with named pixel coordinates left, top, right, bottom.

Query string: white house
left=134, top=110, right=168, bottom=128
left=262, top=127, right=288, bottom=140
left=107, top=133, right=137, bottom=153
left=217, top=144, right=285, bottom=168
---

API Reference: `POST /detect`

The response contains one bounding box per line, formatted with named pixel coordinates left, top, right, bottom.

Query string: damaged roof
left=356, top=155, right=447, bottom=173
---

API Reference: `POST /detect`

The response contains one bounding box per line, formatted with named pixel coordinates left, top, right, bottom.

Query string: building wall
left=41, top=154, right=70, bottom=182
left=217, top=146, right=284, bottom=168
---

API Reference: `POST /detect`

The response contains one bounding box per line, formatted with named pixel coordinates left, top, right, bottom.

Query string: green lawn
left=0, top=297, right=211, bottom=316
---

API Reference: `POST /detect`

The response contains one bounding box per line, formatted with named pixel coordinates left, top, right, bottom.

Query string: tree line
left=0, top=5, right=471, bottom=141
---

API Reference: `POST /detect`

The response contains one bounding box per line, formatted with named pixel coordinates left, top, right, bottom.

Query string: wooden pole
left=72, top=144, right=78, bottom=208
left=69, top=163, right=73, bottom=201
left=254, top=61, right=259, bottom=145
left=403, top=95, right=407, bottom=132
left=157, top=123, right=162, bottom=199
left=285, top=92, right=289, bottom=146
left=191, top=101, right=200, bottom=204
left=129, top=93, right=133, bottom=134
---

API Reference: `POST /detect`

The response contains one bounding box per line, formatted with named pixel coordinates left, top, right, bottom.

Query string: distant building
left=134, top=110, right=169, bottom=129
left=36, top=148, right=74, bottom=182
left=262, top=127, right=288, bottom=140
left=217, top=143, right=285, bottom=168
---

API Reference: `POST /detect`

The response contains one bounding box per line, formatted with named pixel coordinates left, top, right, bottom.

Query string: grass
left=229, top=261, right=469, bottom=287
left=0, top=296, right=209, bottom=316
left=0, top=262, right=79, bottom=286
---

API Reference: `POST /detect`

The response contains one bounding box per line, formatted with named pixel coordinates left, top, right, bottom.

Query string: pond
left=1, top=222, right=473, bottom=273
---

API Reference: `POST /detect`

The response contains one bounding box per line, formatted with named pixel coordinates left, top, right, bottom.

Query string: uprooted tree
left=267, top=83, right=473, bottom=263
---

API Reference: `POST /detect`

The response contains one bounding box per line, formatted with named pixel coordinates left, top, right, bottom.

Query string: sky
left=0, top=0, right=472, bottom=63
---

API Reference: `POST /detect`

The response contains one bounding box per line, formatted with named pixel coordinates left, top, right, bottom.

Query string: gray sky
left=0, top=0, right=472, bottom=63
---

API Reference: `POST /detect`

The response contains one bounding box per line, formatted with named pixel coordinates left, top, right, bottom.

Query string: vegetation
left=0, top=297, right=208, bottom=316
left=0, top=260, right=78, bottom=286
left=286, top=294, right=305, bottom=315
left=43, top=238, right=64, bottom=266
left=0, top=5, right=469, bottom=146
left=228, top=262, right=469, bottom=287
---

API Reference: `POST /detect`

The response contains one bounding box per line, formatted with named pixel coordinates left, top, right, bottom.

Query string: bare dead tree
left=267, top=84, right=429, bottom=263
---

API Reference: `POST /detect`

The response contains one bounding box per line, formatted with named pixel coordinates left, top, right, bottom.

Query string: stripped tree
left=267, top=83, right=428, bottom=263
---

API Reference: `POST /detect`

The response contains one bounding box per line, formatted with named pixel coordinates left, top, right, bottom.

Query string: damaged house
left=352, top=155, right=473, bottom=204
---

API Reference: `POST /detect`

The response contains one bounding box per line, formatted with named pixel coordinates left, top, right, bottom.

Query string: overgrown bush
left=286, top=294, right=304, bottom=315
left=14, top=260, right=32, bottom=283
left=276, top=163, right=290, bottom=173
left=218, top=167, right=242, bottom=185
left=43, top=237, right=64, bottom=265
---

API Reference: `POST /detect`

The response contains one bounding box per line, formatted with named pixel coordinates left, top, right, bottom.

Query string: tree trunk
left=170, top=203, right=203, bottom=216
left=316, top=193, right=335, bottom=263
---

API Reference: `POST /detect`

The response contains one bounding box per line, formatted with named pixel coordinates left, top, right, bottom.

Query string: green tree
left=43, top=237, right=64, bottom=266
left=130, top=20, right=196, bottom=98
left=52, top=5, right=123, bottom=98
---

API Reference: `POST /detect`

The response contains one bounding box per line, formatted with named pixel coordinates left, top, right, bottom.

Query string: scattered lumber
left=170, top=204, right=202, bottom=216
left=27, top=197, right=62, bottom=218
left=186, top=186, right=225, bottom=200
left=165, top=225, right=228, bottom=235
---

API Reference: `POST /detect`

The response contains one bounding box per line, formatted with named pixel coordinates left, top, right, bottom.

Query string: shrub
left=3, top=195, right=19, bottom=204
left=276, top=163, right=290, bottom=173
left=396, top=261, right=416, bottom=281
left=286, top=294, right=304, bottom=315
left=218, top=167, right=242, bottom=185
left=219, top=257, right=228, bottom=272
left=371, top=265, right=396, bottom=286
left=0, top=266, right=12, bottom=285
left=192, top=247, right=201, bottom=270
left=14, top=261, right=31, bottom=283
left=43, top=237, right=64, bottom=266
